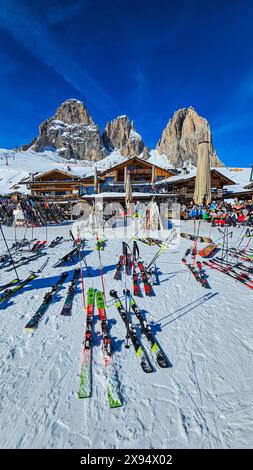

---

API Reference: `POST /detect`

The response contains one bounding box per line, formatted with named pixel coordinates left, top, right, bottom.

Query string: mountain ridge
left=21, top=99, right=223, bottom=167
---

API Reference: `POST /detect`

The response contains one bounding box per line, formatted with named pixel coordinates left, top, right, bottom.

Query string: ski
left=126, top=253, right=132, bottom=276
left=0, top=273, right=37, bottom=305
left=209, top=259, right=253, bottom=285
left=181, top=233, right=213, bottom=243
left=5, top=252, right=45, bottom=272
left=182, top=258, right=203, bottom=285
left=203, top=260, right=253, bottom=290
left=24, top=272, right=68, bottom=332
left=78, top=287, right=95, bottom=399
left=126, top=291, right=170, bottom=368
left=133, top=265, right=140, bottom=296
left=146, top=228, right=177, bottom=270
left=196, top=261, right=210, bottom=288
left=31, top=240, right=41, bottom=251
left=33, top=241, right=47, bottom=252
left=137, top=259, right=152, bottom=296
left=49, top=236, right=64, bottom=248
left=96, top=290, right=123, bottom=408
left=0, top=278, right=20, bottom=292
left=110, top=289, right=153, bottom=373
left=53, top=247, right=78, bottom=268
left=114, top=255, right=124, bottom=281
left=214, top=257, right=253, bottom=275
left=60, top=269, right=80, bottom=316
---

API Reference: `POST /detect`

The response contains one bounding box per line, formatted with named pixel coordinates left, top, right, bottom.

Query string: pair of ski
left=203, top=259, right=253, bottom=290
left=24, top=269, right=80, bottom=331
left=114, top=254, right=132, bottom=280
left=31, top=240, right=46, bottom=252
left=53, top=247, right=78, bottom=268
left=182, top=257, right=210, bottom=288
left=49, top=236, right=64, bottom=248
left=181, top=233, right=213, bottom=243
left=78, top=289, right=123, bottom=409
left=136, top=259, right=152, bottom=296
left=110, top=289, right=170, bottom=373
left=0, top=273, right=37, bottom=305
left=136, top=237, right=164, bottom=247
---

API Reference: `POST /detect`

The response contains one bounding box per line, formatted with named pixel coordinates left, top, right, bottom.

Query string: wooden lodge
left=156, top=169, right=236, bottom=201
left=19, top=158, right=176, bottom=201
left=99, top=157, right=175, bottom=185
left=18, top=158, right=238, bottom=203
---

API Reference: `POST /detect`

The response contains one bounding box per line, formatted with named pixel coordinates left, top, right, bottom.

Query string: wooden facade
left=19, top=160, right=236, bottom=203
left=100, top=157, right=175, bottom=184
left=27, top=170, right=81, bottom=199
left=20, top=159, right=176, bottom=200
left=158, top=169, right=235, bottom=201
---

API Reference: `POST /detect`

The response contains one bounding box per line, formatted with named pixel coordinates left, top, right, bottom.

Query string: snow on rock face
left=22, top=99, right=105, bottom=162
left=156, top=107, right=223, bottom=168
left=102, top=115, right=144, bottom=157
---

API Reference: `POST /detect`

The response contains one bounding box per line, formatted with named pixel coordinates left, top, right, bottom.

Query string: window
left=129, top=165, right=134, bottom=171
left=105, top=177, right=115, bottom=183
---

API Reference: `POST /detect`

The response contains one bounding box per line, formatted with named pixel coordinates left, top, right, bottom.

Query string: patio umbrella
left=124, top=166, right=128, bottom=190
left=151, top=165, right=157, bottom=184
left=193, top=140, right=211, bottom=206
left=125, top=173, right=133, bottom=215
left=94, top=166, right=98, bottom=193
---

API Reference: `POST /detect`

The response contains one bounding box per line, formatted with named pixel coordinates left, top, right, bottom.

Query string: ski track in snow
left=0, top=221, right=252, bottom=449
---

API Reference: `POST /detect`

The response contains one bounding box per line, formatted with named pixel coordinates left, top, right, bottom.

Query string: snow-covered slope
left=0, top=149, right=94, bottom=195
left=0, top=221, right=252, bottom=449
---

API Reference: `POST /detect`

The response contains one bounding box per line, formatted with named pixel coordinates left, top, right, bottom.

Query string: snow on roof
left=155, top=167, right=238, bottom=186
left=220, top=167, right=252, bottom=193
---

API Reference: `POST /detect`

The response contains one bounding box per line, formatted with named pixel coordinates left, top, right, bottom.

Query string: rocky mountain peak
left=102, top=115, right=144, bottom=158
left=54, top=99, right=94, bottom=126
left=26, top=99, right=103, bottom=161
left=156, top=107, right=223, bottom=167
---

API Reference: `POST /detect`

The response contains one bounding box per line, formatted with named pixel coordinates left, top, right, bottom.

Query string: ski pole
left=0, top=221, right=20, bottom=281
left=96, top=232, right=106, bottom=305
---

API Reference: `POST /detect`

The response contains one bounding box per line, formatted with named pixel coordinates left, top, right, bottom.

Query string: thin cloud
left=0, top=0, right=118, bottom=115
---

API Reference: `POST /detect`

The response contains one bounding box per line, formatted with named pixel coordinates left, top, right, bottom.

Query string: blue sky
left=0, top=0, right=253, bottom=166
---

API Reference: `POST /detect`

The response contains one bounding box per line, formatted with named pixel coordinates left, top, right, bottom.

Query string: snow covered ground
left=0, top=220, right=252, bottom=449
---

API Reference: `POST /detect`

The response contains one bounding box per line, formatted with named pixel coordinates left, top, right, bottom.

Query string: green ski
left=0, top=273, right=36, bottom=305
left=78, top=287, right=95, bottom=399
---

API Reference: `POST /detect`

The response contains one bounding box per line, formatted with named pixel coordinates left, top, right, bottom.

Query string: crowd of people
left=181, top=199, right=253, bottom=227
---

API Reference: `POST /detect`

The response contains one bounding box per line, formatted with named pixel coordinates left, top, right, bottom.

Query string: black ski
left=114, top=255, right=124, bottom=280
left=24, top=272, right=68, bottom=332
left=53, top=247, right=78, bottom=268
left=126, top=291, right=170, bottom=368
left=0, top=274, right=37, bottom=305
left=110, top=289, right=153, bottom=373
left=60, top=269, right=80, bottom=316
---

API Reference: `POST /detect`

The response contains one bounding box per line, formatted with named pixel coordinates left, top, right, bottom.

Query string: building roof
left=156, top=168, right=235, bottom=186
left=99, top=156, right=176, bottom=176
